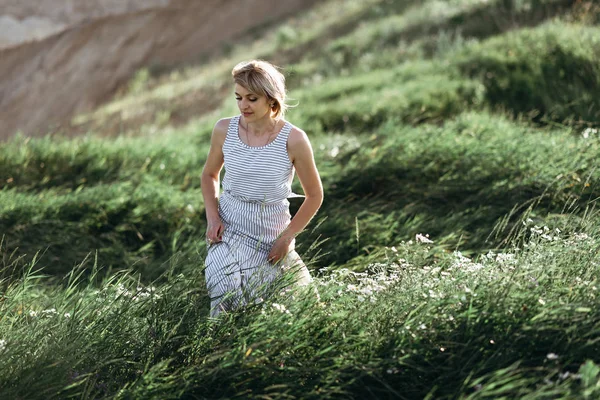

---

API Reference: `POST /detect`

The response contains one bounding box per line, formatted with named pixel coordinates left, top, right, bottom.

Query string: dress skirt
left=205, top=191, right=311, bottom=316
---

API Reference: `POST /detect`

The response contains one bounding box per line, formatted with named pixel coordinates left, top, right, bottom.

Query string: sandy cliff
left=0, top=0, right=317, bottom=139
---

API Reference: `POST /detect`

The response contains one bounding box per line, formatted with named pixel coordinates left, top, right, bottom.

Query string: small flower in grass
left=64, top=313, right=71, bottom=318
left=495, top=253, right=516, bottom=265
left=547, top=353, right=559, bottom=360
left=531, top=226, right=544, bottom=235
left=558, top=371, right=571, bottom=380
left=572, top=232, right=591, bottom=242
left=42, top=308, right=58, bottom=316
left=541, top=233, right=555, bottom=241
left=272, top=303, right=290, bottom=314
left=538, top=298, right=546, bottom=305
left=0, top=339, right=6, bottom=352
left=582, top=127, right=597, bottom=139
left=116, top=284, right=132, bottom=299
left=415, top=233, right=433, bottom=244
left=29, top=310, right=38, bottom=317
left=347, top=284, right=358, bottom=292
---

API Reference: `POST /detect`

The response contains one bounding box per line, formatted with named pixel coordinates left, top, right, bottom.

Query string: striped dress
left=205, top=115, right=311, bottom=317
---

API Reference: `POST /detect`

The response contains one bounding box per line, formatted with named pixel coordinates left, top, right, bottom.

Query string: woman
left=201, top=60, right=323, bottom=317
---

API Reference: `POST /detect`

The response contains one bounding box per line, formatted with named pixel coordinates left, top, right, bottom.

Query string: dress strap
left=276, top=121, right=293, bottom=144
left=227, top=115, right=240, bottom=139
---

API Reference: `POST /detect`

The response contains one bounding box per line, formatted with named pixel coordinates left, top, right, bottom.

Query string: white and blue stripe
left=205, top=115, right=311, bottom=317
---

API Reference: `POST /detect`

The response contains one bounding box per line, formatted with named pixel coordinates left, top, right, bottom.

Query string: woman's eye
left=249, top=98, right=257, bottom=102
left=235, top=97, right=242, bottom=101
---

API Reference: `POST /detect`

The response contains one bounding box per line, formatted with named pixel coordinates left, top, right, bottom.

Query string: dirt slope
left=0, top=0, right=317, bottom=139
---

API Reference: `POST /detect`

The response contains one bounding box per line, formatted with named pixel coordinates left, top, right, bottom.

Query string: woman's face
left=235, top=83, right=272, bottom=121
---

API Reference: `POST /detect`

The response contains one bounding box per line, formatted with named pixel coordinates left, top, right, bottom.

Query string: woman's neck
left=243, top=114, right=280, bottom=136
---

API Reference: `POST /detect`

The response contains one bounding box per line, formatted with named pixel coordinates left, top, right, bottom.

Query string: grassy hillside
left=1, top=0, right=600, bottom=398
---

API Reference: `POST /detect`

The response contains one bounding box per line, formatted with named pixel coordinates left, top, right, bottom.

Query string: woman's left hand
left=268, top=235, right=295, bottom=264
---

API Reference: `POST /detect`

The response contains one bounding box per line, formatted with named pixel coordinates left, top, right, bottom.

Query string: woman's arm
left=269, top=127, right=323, bottom=262
left=201, top=118, right=228, bottom=243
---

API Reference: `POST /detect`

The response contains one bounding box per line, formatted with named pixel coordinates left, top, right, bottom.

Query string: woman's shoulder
left=286, top=123, right=310, bottom=147
left=285, top=123, right=314, bottom=163
left=214, top=116, right=239, bottom=132
left=212, top=116, right=239, bottom=143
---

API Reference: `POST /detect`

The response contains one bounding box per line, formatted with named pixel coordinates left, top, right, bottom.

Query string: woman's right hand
left=206, top=217, right=224, bottom=246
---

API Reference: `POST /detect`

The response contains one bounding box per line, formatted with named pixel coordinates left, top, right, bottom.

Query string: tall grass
left=1, top=212, right=599, bottom=398
left=2, top=0, right=600, bottom=397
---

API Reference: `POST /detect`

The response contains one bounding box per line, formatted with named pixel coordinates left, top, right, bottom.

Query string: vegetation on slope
left=1, top=0, right=600, bottom=398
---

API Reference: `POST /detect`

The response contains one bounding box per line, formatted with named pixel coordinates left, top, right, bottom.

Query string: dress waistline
left=221, top=190, right=291, bottom=207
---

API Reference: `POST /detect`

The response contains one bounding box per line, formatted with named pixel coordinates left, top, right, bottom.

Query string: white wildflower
left=42, top=308, right=57, bottom=316
left=573, top=233, right=591, bottom=242
left=357, top=295, right=365, bottom=302
left=495, top=253, right=516, bottom=264
left=531, top=226, right=544, bottom=235
left=29, top=310, right=38, bottom=317
left=582, top=127, right=597, bottom=139
left=0, top=339, right=6, bottom=352
left=64, top=313, right=71, bottom=318
left=546, top=353, right=559, bottom=360
left=272, top=303, right=290, bottom=314
left=415, top=233, right=434, bottom=244
left=558, top=371, right=570, bottom=380
left=116, top=284, right=131, bottom=298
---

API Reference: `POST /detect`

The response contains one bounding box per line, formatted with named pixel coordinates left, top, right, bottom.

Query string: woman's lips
left=243, top=112, right=253, bottom=117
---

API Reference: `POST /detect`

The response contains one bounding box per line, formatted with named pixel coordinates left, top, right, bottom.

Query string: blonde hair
left=232, top=60, right=288, bottom=120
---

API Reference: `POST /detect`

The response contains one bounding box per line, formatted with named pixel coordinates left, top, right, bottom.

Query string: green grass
left=1, top=219, right=599, bottom=398
left=2, top=0, right=600, bottom=397
left=457, top=22, right=600, bottom=127
left=297, top=111, right=600, bottom=266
